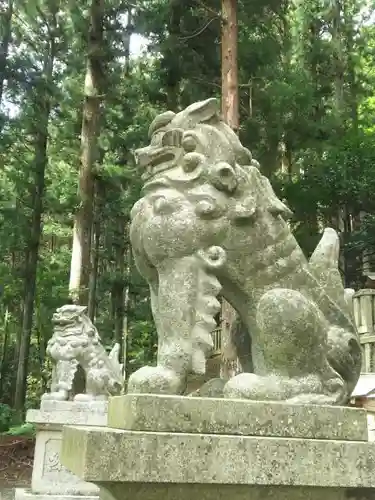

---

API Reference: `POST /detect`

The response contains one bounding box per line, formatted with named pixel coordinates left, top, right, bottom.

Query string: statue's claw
left=127, top=366, right=186, bottom=395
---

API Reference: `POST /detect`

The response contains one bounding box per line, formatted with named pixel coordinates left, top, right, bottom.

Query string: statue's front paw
left=127, top=366, right=185, bottom=395
left=223, top=372, right=344, bottom=404
left=223, top=373, right=287, bottom=401
left=73, top=393, right=107, bottom=402
left=41, top=390, right=68, bottom=401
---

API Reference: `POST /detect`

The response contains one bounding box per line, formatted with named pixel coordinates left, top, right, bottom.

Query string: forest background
left=1, top=0, right=375, bottom=421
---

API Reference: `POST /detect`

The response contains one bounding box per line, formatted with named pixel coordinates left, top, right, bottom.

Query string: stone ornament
left=127, top=97, right=361, bottom=405
left=42, top=305, right=123, bottom=401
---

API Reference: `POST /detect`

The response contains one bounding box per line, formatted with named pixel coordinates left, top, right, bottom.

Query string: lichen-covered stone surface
left=60, top=394, right=375, bottom=500
left=28, top=400, right=108, bottom=427
left=107, top=394, right=367, bottom=441
left=22, top=401, right=106, bottom=498
left=61, top=424, right=375, bottom=488
left=128, top=97, right=361, bottom=405
left=42, top=305, right=123, bottom=401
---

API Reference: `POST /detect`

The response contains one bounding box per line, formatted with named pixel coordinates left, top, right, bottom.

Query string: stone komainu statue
left=127, top=98, right=361, bottom=405
left=42, top=305, right=123, bottom=401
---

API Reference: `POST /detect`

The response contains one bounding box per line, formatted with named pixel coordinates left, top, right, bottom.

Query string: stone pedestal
left=60, top=394, right=375, bottom=500
left=15, top=400, right=108, bottom=500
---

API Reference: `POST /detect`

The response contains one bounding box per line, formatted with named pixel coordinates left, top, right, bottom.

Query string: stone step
left=107, top=394, right=368, bottom=441
left=61, top=424, right=375, bottom=489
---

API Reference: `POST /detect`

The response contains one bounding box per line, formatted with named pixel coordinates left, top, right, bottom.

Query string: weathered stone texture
left=42, top=305, right=122, bottom=402
left=20, top=401, right=106, bottom=497
left=61, top=424, right=375, bottom=488
left=108, top=394, right=367, bottom=441
left=127, top=98, right=361, bottom=405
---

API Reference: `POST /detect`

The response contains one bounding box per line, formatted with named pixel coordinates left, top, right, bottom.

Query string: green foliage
left=1, top=0, right=375, bottom=410
left=5, top=423, right=36, bottom=437
left=0, top=404, right=12, bottom=433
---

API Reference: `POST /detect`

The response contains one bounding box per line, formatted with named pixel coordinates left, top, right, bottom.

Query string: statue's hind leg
left=223, top=288, right=346, bottom=404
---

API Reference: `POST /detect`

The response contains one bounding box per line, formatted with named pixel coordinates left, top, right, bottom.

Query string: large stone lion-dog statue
left=127, top=98, right=361, bottom=405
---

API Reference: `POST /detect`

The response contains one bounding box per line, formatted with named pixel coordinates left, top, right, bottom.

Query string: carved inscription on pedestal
left=42, top=438, right=78, bottom=483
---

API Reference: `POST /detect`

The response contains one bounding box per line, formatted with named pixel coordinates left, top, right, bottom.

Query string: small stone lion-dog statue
left=42, top=305, right=123, bottom=401
left=127, top=98, right=361, bottom=405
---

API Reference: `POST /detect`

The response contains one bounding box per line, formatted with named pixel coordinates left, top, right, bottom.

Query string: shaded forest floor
left=0, top=435, right=33, bottom=489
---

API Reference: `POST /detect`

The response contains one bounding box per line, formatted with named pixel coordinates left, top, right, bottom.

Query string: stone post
left=15, top=400, right=107, bottom=500
left=353, top=289, right=375, bottom=372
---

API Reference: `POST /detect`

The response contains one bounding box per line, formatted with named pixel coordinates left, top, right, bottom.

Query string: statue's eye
left=195, top=196, right=224, bottom=219
left=209, top=162, right=238, bottom=193
left=150, top=195, right=176, bottom=215
left=153, top=196, right=168, bottom=213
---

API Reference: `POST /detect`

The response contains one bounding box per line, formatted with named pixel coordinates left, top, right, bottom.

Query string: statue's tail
left=309, top=228, right=362, bottom=397
left=309, top=228, right=352, bottom=316
left=109, top=343, right=123, bottom=374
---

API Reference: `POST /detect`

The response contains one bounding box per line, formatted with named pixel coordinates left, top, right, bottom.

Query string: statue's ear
left=269, top=198, right=293, bottom=220
left=148, top=111, right=176, bottom=138
left=172, top=98, right=220, bottom=129
left=258, top=173, right=294, bottom=220
left=233, top=196, right=257, bottom=221
left=185, top=98, right=219, bottom=123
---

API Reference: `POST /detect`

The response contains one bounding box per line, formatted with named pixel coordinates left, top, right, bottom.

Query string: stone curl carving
left=42, top=305, right=123, bottom=401
left=127, top=97, right=361, bottom=405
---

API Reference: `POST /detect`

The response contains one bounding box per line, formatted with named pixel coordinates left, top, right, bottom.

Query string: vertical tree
left=0, top=0, right=13, bottom=105
left=221, top=0, right=238, bottom=131
left=69, top=0, right=105, bottom=306
left=220, top=0, right=239, bottom=379
left=14, top=0, right=59, bottom=413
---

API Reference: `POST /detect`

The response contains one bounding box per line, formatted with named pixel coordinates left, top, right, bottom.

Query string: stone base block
left=62, top=425, right=375, bottom=488
left=27, top=400, right=107, bottom=495
left=14, top=489, right=98, bottom=500
left=108, top=393, right=368, bottom=440
left=60, top=395, right=375, bottom=500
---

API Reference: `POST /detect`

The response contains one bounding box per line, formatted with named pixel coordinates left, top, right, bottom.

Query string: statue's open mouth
left=134, top=146, right=178, bottom=180
left=52, top=317, right=75, bottom=327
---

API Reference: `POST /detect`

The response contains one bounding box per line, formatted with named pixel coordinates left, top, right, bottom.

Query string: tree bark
left=0, top=307, right=10, bottom=400
left=13, top=9, right=57, bottom=412
left=122, top=244, right=131, bottom=378
left=220, top=0, right=239, bottom=379
left=164, top=0, right=182, bottom=111
left=331, top=0, right=352, bottom=284
left=221, top=0, right=239, bottom=131
left=111, top=218, right=128, bottom=364
left=87, top=180, right=103, bottom=320
left=69, top=0, right=105, bottom=305
left=332, top=0, right=345, bottom=121
left=35, top=300, right=48, bottom=393
left=0, top=0, right=13, bottom=106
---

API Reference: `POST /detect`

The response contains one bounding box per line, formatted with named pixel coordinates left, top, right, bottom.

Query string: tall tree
left=220, top=0, right=239, bottom=379
left=0, top=0, right=13, bottom=105
left=69, top=0, right=105, bottom=306
left=222, top=0, right=238, bottom=131
left=13, top=0, right=59, bottom=413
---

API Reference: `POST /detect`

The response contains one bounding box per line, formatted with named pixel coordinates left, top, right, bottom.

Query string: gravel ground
left=0, top=435, right=33, bottom=500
